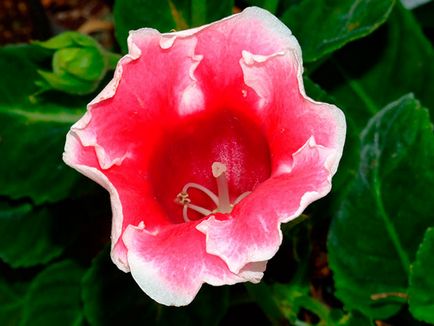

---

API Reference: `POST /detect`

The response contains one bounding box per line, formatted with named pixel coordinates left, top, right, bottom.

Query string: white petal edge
left=123, top=224, right=267, bottom=306
left=240, top=48, right=346, bottom=176
left=63, top=132, right=129, bottom=272
left=197, top=137, right=337, bottom=274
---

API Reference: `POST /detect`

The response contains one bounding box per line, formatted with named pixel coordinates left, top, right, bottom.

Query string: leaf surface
left=328, top=94, right=434, bottom=319
left=20, top=260, right=84, bottom=326
left=0, top=45, right=84, bottom=204
left=409, top=227, right=434, bottom=323
left=113, top=0, right=233, bottom=53
left=82, top=249, right=229, bottom=326
left=281, top=0, right=395, bottom=62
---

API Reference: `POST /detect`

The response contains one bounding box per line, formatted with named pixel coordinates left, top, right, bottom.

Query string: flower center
left=175, top=162, right=251, bottom=222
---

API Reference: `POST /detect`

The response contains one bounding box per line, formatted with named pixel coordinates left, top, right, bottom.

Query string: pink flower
left=63, top=7, right=345, bottom=306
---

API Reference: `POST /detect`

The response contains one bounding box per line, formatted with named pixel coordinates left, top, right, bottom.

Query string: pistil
left=175, top=162, right=251, bottom=222
left=212, top=162, right=232, bottom=213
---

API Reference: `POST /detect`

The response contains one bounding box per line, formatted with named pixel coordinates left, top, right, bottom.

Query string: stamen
left=187, top=204, right=212, bottom=216
left=182, top=205, right=190, bottom=222
left=233, top=191, right=251, bottom=206
left=212, top=162, right=232, bottom=213
left=176, top=161, right=251, bottom=222
left=182, top=183, right=219, bottom=206
left=177, top=191, right=213, bottom=222
left=176, top=192, right=191, bottom=205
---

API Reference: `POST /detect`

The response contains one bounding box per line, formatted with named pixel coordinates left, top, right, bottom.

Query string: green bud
left=34, top=32, right=120, bottom=95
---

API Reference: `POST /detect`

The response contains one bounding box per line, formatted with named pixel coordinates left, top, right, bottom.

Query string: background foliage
left=1, top=0, right=434, bottom=325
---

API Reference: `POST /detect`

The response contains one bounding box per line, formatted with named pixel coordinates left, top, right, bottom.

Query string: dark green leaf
left=313, top=3, right=434, bottom=191
left=303, top=77, right=359, bottom=190
left=160, top=285, right=230, bottom=326
left=328, top=94, right=434, bottom=319
left=245, top=283, right=287, bottom=324
left=205, top=0, right=234, bottom=24
left=413, top=1, right=434, bottom=29
left=303, top=76, right=332, bottom=102
left=409, top=227, right=434, bottom=323
left=114, top=0, right=189, bottom=54
left=0, top=188, right=112, bottom=268
left=325, top=3, right=434, bottom=131
left=245, top=0, right=280, bottom=13
left=113, top=0, right=233, bottom=53
left=20, top=260, right=84, bottom=326
left=0, top=202, right=63, bottom=268
left=82, top=249, right=155, bottom=326
left=82, top=249, right=229, bottom=326
left=335, top=311, right=374, bottom=326
left=0, top=45, right=84, bottom=204
left=272, top=282, right=373, bottom=325
left=280, top=0, right=395, bottom=62
left=0, top=269, right=28, bottom=326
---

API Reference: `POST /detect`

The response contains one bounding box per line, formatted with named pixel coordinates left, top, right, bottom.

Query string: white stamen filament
left=233, top=191, right=252, bottom=206
left=176, top=162, right=251, bottom=222
left=182, top=182, right=219, bottom=206
left=186, top=203, right=213, bottom=216
left=182, top=205, right=190, bottom=222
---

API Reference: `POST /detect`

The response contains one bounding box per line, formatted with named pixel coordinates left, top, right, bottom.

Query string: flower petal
left=63, top=7, right=347, bottom=306
left=197, top=138, right=336, bottom=274
left=188, top=7, right=302, bottom=114
left=240, top=49, right=346, bottom=174
left=63, top=132, right=130, bottom=271
left=63, top=28, right=206, bottom=271
left=122, top=221, right=264, bottom=306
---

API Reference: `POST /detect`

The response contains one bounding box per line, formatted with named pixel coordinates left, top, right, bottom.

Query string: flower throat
left=175, top=162, right=251, bottom=222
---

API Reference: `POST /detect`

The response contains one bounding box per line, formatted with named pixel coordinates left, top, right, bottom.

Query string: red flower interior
left=149, top=108, right=271, bottom=224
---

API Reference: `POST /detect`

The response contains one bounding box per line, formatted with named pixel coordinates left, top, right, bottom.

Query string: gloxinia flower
left=63, top=7, right=345, bottom=306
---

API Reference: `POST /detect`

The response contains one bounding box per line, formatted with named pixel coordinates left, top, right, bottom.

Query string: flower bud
left=35, top=32, right=119, bottom=95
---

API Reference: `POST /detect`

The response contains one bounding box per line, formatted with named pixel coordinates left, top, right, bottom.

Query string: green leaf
left=0, top=188, right=112, bottom=269
left=325, top=3, right=434, bottom=131
left=303, top=76, right=332, bottom=102
left=0, top=201, right=63, bottom=268
left=205, top=0, right=234, bottom=24
left=82, top=249, right=229, bottom=326
left=280, top=0, right=395, bottom=62
left=0, top=268, right=28, bottom=326
left=272, top=283, right=373, bottom=326
left=82, top=249, right=154, bottom=326
left=409, top=227, right=434, bottom=323
left=0, top=45, right=84, bottom=204
left=328, top=94, right=434, bottom=319
left=245, top=0, right=280, bottom=13
left=313, top=3, right=434, bottom=191
left=20, top=261, right=84, bottom=326
left=303, top=77, right=359, bottom=190
left=413, top=1, right=434, bottom=29
left=113, top=0, right=233, bottom=53
left=159, top=285, right=230, bottom=326
left=335, top=311, right=374, bottom=326
left=245, top=283, right=287, bottom=325
left=0, top=103, right=83, bottom=204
